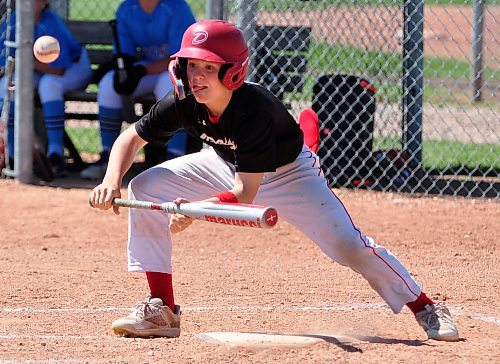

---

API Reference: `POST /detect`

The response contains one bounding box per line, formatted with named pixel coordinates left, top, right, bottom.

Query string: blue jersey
left=115, top=0, right=195, bottom=61
left=0, top=9, right=82, bottom=70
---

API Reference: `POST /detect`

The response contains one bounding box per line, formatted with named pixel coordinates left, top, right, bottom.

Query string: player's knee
left=38, top=75, right=64, bottom=101
left=97, top=71, right=120, bottom=104
left=153, top=71, right=173, bottom=99
left=128, top=166, right=177, bottom=201
left=317, top=227, right=364, bottom=264
left=128, top=171, right=150, bottom=200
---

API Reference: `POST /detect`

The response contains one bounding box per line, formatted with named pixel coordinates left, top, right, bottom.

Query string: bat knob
left=88, top=197, right=94, bottom=208
left=263, top=207, right=278, bottom=228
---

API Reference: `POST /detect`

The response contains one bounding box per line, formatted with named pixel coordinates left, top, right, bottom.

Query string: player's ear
left=168, top=58, right=190, bottom=100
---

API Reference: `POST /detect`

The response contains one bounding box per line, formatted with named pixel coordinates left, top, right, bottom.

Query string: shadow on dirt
left=7, top=161, right=150, bottom=190
left=305, top=333, right=428, bottom=350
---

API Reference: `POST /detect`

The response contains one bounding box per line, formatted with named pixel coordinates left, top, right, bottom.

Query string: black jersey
left=135, top=82, right=304, bottom=173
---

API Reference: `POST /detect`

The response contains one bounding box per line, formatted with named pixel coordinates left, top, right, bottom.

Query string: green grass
left=288, top=41, right=498, bottom=105
left=425, top=57, right=499, bottom=81
left=373, top=136, right=500, bottom=174
left=66, top=126, right=145, bottom=159
left=66, top=126, right=101, bottom=155
left=310, top=42, right=498, bottom=82
left=69, top=0, right=121, bottom=20
left=310, top=43, right=401, bottom=78
left=423, top=139, right=500, bottom=174
left=373, top=136, right=403, bottom=151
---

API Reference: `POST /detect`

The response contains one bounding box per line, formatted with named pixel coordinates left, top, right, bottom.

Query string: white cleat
left=415, top=302, right=459, bottom=341
left=112, top=297, right=181, bottom=338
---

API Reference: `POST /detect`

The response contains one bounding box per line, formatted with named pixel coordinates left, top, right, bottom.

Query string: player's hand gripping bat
left=89, top=197, right=279, bottom=229
left=109, top=19, right=138, bottom=124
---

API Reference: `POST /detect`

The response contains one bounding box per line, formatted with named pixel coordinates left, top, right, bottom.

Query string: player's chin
left=191, top=90, right=210, bottom=103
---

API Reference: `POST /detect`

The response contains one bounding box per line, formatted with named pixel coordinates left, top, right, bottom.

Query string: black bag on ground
left=312, top=74, right=376, bottom=187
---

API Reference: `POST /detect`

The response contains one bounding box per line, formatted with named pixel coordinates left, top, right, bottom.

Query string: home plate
left=198, top=332, right=359, bottom=347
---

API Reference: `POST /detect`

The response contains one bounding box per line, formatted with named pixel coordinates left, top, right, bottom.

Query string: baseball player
left=88, top=20, right=459, bottom=341
left=80, top=0, right=196, bottom=180
left=0, top=0, right=93, bottom=177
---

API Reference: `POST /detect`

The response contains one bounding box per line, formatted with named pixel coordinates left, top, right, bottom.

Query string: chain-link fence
left=230, top=0, right=499, bottom=197
left=1, top=0, right=499, bottom=197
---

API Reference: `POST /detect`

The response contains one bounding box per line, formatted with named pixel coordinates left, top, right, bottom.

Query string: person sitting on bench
left=80, top=0, right=196, bottom=180
left=0, top=0, right=92, bottom=177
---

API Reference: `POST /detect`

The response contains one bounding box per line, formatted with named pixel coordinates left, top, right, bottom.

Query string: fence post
left=402, top=0, right=424, bottom=170
left=206, top=0, right=227, bottom=20
left=237, top=0, right=257, bottom=80
left=472, top=0, right=485, bottom=103
left=48, top=0, right=68, bottom=20
left=14, top=0, right=34, bottom=183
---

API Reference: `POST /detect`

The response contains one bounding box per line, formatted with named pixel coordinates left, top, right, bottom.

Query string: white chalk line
left=0, top=302, right=386, bottom=313
left=0, top=303, right=497, bottom=342
left=0, top=303, right=498, bottom=324
left=0, top=334, right=111, bottom=341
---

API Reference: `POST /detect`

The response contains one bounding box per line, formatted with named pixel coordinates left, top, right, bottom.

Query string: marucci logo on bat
left=204, top=215, right=262, bottom=228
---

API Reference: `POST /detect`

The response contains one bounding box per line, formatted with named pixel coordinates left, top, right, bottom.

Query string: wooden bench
left=253, top=25, right=312, bottom=105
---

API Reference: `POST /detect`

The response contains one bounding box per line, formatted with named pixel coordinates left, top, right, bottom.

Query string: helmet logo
left=192, top=30, right=208, bottom=44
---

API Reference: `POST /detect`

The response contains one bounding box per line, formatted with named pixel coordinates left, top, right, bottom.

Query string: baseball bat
left=109, top=19, right=137, bottom=124
left=90, top=198, right=279, bottom=229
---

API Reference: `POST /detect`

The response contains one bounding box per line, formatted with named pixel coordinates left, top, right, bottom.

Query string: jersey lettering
left=199, top=133, right=236, bottom=150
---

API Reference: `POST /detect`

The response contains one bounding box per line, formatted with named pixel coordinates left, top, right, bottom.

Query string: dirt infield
left=0, top=179, right=498, bottom=363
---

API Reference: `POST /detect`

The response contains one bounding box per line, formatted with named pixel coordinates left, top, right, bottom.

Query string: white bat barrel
left=111, top=199, right=278, bottom=229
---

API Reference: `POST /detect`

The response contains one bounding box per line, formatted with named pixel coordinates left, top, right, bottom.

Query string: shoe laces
left=421, top=303, right=454, bottom=329
left=132, top=297, right=162, bottom=319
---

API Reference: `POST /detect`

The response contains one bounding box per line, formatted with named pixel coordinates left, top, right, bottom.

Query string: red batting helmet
left=169, top=20, right=249, bottom=99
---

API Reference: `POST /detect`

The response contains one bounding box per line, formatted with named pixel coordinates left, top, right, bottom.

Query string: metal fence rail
left=1, top=0, right=498, bottom=197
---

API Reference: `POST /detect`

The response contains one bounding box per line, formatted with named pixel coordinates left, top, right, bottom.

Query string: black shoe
left=80, top=151, right=109, bottom=180
left=48, top=153, right=67, bottom=178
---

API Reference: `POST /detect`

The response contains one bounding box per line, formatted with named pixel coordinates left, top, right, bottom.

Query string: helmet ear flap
left=219, top=62, right=248, bottom=90
left=168, top=58, right=190, bottom=100
left=218, top=63, right=232, bottom=83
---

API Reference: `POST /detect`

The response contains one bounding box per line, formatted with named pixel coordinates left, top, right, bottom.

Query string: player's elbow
left=117, top=126, right=146, bottom=150
left=233, top=172, right=264, bottom=204
left=229, top=187, right=256, bottom=204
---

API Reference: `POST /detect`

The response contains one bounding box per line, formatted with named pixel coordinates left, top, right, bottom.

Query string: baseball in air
left=33, top=35, right=60, bottom=63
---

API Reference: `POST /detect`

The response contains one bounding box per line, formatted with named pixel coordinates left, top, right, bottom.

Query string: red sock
left=406, top=292, right=435, bottom=315
left=146, top=272, right=175, bottom=312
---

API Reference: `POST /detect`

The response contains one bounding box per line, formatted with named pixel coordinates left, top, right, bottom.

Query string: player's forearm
left=204, top=172, right=264, bottom=204
left=227, top=187, right=259, bottom=204
left=202, top=187, right=256, bottom=205
left=102, top=126, right=146, bottom=186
